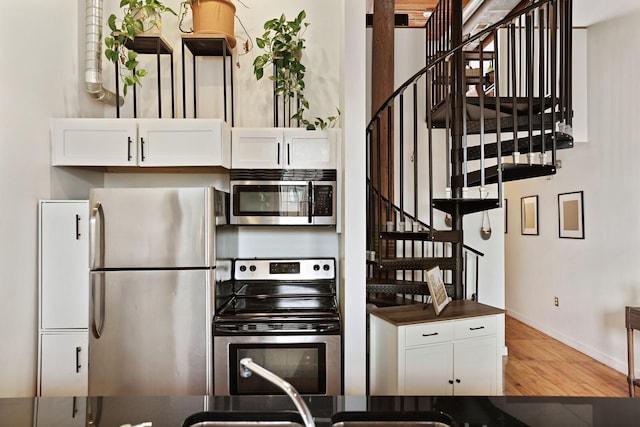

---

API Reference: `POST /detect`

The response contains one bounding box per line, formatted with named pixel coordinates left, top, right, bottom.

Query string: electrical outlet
left=554, top=296, right=559, bottom=307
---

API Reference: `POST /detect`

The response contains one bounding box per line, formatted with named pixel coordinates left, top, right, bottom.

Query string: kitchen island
left=3, top=395, right=640, bottom=426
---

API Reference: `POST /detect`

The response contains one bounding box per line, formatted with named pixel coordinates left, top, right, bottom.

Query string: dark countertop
left=368, top=299, right=506, bottom=326
left=3, top=395, right=640, bottom=427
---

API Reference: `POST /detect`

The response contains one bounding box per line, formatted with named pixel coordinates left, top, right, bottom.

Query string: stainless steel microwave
left=230, top=169, right=336, bottom=225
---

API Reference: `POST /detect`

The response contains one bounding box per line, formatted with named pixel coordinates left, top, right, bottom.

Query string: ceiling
left=368, top=0, right=640, bottom=28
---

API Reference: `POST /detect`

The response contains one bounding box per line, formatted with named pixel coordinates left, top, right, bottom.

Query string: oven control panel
left=234, top=258, right=335, bottom=280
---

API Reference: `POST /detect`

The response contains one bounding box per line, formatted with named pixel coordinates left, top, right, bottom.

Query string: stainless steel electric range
left=213, top=258, right=342, bottom=396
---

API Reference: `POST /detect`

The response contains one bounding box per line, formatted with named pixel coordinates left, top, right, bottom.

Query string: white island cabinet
left=51, top=118, right=231, bottom=168
left=38, top=200, right=89, bottom=397
left=369, top=300, right=504, bottom=396
left=232, top=128, right=337, bottom=169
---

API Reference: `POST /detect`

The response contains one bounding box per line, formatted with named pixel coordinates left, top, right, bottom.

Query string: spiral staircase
left=366, top=0, right=574, bottom=304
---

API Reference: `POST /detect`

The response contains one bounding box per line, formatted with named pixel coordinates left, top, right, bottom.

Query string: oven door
left=230, top=180, right=336, bottom=225
left=214, top=334, right=341, bottom=396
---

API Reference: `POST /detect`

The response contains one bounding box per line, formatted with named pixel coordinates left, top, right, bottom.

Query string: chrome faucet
left=239, top=358, right=315, bottom=427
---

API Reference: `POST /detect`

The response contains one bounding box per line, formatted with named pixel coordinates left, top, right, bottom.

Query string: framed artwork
left=521, top=195, right=539, bottom=235
left=558, top=191, right=584, bottom=239
left=504, top=199, right=508, bottom=234
left=425, top=266, right=451, bottom=315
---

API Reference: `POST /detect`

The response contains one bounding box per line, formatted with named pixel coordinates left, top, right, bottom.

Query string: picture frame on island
left=425, top=266, right=451, bottom=315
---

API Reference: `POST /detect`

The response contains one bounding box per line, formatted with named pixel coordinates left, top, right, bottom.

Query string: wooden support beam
left=371, top=0, right=395, bottom=227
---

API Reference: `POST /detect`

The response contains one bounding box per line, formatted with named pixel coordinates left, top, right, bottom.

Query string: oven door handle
left=307, top=181, right=313, bottom=224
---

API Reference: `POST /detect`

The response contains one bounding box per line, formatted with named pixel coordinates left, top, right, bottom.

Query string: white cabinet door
left=40, top=201, right=89, bottom=330
left=232, top=128, right=337, bottom=169
left=40, top=333, right=88, bottom=397
left=231, top=128, right=284, bottom=168
left=453, top=336, right=497, bottom=395
left=404, top=343, right=454, bottom=395
left=285, top=129, right=336, bottom=169
left=51, top=118, right=137, bottom=166
left=137, top=118, right=231, bottom=167
left=36, top=397, right=86, bottom=427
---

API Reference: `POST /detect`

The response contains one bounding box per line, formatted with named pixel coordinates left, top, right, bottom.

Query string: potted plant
left=252, top=10, right=339, bottom=129
left=180, top=0, right=236, bottom=47
left=104, top=0, right=177, bottom=96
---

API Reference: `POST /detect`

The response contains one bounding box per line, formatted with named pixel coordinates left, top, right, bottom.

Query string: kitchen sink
left=181, top=411, right=304, bottom=427
left=330, top=411, right=458, bottom=427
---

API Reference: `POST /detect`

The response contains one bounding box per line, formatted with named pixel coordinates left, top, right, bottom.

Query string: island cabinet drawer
left=454, top=315, right=497, bottom=340
left=405, top=321, right=454, bottom=347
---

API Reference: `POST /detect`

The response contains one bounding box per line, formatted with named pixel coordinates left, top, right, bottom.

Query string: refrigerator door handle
left=91, top=272, right=105, bottom=339
left=89, top=202, right=105, bottom=270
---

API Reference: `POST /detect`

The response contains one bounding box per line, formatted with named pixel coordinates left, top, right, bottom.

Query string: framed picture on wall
left=521, top=195, right=539, bottom=235
left=558, top=191, right=584, bottom=239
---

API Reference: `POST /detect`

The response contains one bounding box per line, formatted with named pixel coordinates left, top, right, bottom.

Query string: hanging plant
left=252, top=10, right=339, bottom=129
left=104, top=0, right=177, bottom=96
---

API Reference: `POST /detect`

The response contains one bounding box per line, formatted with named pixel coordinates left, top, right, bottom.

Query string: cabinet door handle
left=140, top=137, right=146, bottom=162
left=456, top=379, right=461, bottom=383
left=72, top=396, right=78, bottom=418
left=127, top=136, right=133, bottom=161
left=76, top=346, right=82, bottom=373
left=469, top=326, right=485, bottom=331
left=277, top=142, right=281, bottom=165
left=448, top=379, right=454, bottom=384
left=75, top=214, right=81, bottom=240
left=422, top=332, right=439, bottom=337
left=287, top=143, right=291, bottom=165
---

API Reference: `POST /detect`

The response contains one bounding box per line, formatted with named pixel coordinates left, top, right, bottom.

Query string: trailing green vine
left=252, top=10, right=339, bottom=129
left=104, top=0, right=176, bottom=96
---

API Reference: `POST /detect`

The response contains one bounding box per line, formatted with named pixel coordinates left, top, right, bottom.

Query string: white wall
left=340, top=0, right=367, bottom=395
left=0, top=0, right=83, bottom=398
left=505, top=19, right=640, bottom=375
left=101, top=0, right=342, bottom=126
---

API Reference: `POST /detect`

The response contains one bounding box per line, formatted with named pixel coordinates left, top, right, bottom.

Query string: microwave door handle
left=308, top=181, right=313, bottom=224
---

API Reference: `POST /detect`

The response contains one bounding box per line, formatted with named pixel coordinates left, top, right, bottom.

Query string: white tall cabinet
left=369, top=300, right=505, bottom=396
left=38, top=200, right=89, bottom=397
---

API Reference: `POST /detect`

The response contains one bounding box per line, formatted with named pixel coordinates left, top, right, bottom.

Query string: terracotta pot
left=190, top=0, right=236, bottom=48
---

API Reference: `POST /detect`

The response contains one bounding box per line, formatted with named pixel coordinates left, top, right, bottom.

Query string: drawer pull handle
left=422, top=332, right=439, bottom=337
left=469, top=326, right=485, bottom=331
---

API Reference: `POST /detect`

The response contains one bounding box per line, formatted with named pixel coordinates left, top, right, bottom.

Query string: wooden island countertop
left=367, top=299, right=505, bottom=326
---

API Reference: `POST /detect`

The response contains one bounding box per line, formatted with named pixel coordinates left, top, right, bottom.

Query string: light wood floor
left=504, top=316, right=629, bottom=396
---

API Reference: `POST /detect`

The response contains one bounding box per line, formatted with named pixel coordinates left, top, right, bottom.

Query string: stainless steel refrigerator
left=88, top=187, right=236, bottom=396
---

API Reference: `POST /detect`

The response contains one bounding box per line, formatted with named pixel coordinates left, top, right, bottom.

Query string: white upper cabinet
left=51, top=118, right=231, bottom=168
left=137, top=119, right=230, bottom=167
left=285, top=128, right=337, bottom=169
left=232, top=128, right=337, bottom=169
left=51, top=119, right=137, bottom=166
